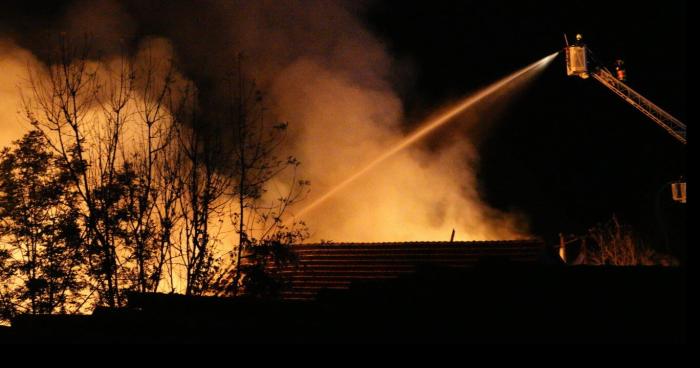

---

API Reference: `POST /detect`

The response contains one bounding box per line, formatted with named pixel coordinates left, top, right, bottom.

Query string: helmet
left=575, top=34, right=583, bottom=41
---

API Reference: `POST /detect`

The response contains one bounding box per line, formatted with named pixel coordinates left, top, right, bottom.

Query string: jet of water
left=294, top=52, right=559, bottom=219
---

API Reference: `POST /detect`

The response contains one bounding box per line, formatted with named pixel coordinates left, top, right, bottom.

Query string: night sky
left=1, top=0, right=687, bottom=255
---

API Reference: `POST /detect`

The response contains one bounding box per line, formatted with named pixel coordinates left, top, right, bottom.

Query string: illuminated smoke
left=294, top=53, right=559, bottom=220
left=265, top=50, right=557, bottom=241
left=0, top=39, right=41, bottom=148
left=1, top=1, right=555, bottom=243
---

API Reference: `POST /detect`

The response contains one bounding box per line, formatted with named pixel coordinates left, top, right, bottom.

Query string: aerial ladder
left=563, top=34, right=686, bottom=203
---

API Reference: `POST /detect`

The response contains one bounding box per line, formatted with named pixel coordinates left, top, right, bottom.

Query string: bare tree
left=220, top=56, right=310, bottom=297
left=120, top=43, right=178, bottom=293
left=149, top=120, right=185, bottom=293
left=23, top=36, right=122, bottom=307
left=170, top=85, right=231, bottom=295
left=6, top=36, right=310, bottom=310
left=574, top=216, right=678, bottom=266
left=21, top=36, right=179, bottom=305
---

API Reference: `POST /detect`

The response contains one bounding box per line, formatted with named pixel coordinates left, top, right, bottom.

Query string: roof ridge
left=294, top=239, right=542, bottom=246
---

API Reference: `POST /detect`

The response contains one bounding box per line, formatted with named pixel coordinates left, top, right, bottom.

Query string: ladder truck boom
left=564, top=35, right=686, bottom=145
left=592, top=68, right=686, bottom=144
left=564, top=34, right=686, bottom=204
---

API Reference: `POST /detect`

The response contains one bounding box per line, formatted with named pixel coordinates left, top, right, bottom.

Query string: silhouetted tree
left=0, top=131, right=85, bottom=320
left=171, top=85, right=231, bottom=295
left=121, top=43, right=179, bottom=293
left=4, top=36, right=309, bottom=312
left=23, top=36, right=128, bottom=307
left=577, top=216, right=678, bottom=266
left=151, top=126, right=185, bottom=293
left=21, top=36, right=186, bottom=304
left=216, top=56, right=309, bottom=297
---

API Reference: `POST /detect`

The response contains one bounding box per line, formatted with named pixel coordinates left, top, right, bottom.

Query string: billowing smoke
left=0, top=39, right=41, bottom=149
left=0, top=0, right=530, bottom=242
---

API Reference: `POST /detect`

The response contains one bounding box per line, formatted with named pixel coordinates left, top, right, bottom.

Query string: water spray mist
left=294, top=52, right=559, bottom=219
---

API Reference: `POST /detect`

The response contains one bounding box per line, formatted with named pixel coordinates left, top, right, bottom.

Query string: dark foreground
left=0, top=265, right=686, bottom=343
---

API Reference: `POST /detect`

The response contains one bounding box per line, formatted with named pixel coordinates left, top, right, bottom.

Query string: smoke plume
left=0, top=0, right=530, bottom=242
